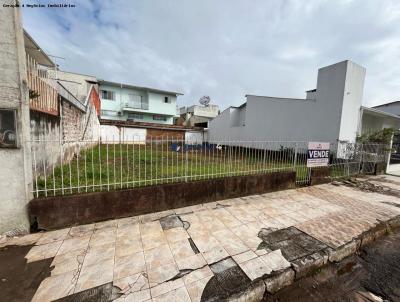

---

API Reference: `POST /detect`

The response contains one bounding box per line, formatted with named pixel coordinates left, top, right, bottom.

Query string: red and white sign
left=307, top=142, right=330, bottom=167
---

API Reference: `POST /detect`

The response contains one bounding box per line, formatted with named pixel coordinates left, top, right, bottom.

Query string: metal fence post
left=185, top=142, right=189, bottom=182
left=293, top=142, right=298, bottom=171
left=347, top=147, right=350, bottom=178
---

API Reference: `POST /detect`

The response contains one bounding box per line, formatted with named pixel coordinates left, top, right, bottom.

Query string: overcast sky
left=22, top=0, right=400, bottom=110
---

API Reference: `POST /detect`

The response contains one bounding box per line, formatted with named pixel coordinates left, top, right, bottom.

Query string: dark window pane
left=153, top=115, right=167, bottom=121
left=0, top=109, right=17, bottom=148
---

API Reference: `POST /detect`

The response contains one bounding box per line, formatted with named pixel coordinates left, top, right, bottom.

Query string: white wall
left=361, top=112, right=400, bottom=134
left=338, top=61, right=366, bottom=142
left=208, top=60, right=364, bottom=144
left=185, top=131, right=204, bottom=144
left=122, top=127, right=146, bottom=142
left=208, top=107, right=246, bottom=141
left=48, top=70, right=97, bottom=102
left=244, top=96, right=321, bottom=141
left=192, top=105, right=219, bottom=118
left=100, top=125, right=146, bottom=143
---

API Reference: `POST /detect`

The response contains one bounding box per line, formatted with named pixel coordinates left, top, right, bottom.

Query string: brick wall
left=61, top=98, right=100, bottom=141
left=147, top=128, right=185, bottom=140
left=89, top=86, right=101, bottom=116
left=30, top=97, right=100, bottom=177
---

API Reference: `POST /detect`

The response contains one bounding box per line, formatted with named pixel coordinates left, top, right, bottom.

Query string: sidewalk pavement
left=1, top=175, right=400, bottom=302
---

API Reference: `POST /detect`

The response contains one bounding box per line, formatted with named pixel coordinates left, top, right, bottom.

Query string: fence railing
left=26, top=54, right=59, bottom=116
left=30, top=138, right=389, bottom=197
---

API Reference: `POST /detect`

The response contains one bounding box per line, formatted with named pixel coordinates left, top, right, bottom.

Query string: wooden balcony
left=26, top=54, right=59, bottom=116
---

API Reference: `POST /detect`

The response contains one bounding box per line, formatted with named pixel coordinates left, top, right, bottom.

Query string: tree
left=356, top=128, right=395, bottom=144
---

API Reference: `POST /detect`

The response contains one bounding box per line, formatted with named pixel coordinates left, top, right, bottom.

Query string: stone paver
left=2, top=175, right=400, bottom=301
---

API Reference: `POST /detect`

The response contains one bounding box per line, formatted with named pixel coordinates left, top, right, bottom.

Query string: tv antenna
left=199, top=96, right=211, bottom=106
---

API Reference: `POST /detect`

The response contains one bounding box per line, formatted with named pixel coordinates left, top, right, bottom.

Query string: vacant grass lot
left=33, top=143, right=355, bottom=197
left=34, top=143, right=300, bottom=196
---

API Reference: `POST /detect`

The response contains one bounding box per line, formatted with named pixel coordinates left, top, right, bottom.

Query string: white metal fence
left=30, top=138, right=389, bottom=197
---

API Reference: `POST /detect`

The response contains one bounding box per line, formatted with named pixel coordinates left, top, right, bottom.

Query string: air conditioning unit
left=117, top=111, right=122, bottom=116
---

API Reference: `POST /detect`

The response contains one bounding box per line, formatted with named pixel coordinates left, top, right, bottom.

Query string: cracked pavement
left=1, top=175, right=400, bottom=301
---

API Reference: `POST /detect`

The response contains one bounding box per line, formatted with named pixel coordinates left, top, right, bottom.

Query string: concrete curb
left=253, top=215, right=400, bottom=300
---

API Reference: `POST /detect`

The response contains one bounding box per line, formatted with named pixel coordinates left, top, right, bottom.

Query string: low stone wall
left=61, top=98, right=100, bottom=142
left=29, top=171, right=296, bottom=230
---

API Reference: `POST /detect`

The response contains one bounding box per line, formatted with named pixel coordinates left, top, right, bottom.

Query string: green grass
left=35, top=143, right=299, bottom=197
left=33, top=143, right=357, bottom=197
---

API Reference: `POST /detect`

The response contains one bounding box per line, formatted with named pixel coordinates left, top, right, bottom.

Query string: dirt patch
left=373, top=176, right=400, bottom=187
left=0, top=244, right=54, bottom=302
left=257, top=227, right=329, bottom=262
left=264, top=229, right=400, bottom=301
left=159, top=214, right=183, bottom=230
left=54, top=282, right=121, bottom=302
left=201, top=257, right=252, bottom=301
left=338, top=178, right=400, bottom=198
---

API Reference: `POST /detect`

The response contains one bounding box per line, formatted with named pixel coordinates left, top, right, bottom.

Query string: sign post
left=307, top=142, right=330, bottom=167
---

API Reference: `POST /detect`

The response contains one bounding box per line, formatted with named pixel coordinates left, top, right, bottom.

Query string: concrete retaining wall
left=310, top=167, right=331, bottom=185
left=29, top=171, right=296, bottom=230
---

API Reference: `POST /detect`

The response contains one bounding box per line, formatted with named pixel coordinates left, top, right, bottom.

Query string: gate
left=387, top=133, right=400, bottom=174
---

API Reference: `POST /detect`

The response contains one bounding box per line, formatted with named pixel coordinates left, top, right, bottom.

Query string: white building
left=359, top=106, right=400, bottom=135
left=179, top=104, right=219, bottom=127
left=208, top=60, right=400, bottom=143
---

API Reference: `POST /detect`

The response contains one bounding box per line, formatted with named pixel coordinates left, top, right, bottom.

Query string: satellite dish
left=199, top=96, right=211, bottom=106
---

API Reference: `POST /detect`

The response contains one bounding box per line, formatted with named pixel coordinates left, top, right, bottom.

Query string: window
left=127, top=94, right=148, bottom=110
left=128, top=113, right=144, bottom=120
left=153, top=115, right=167, bottom=121
left=101, top=110, right=118, bottom=117
left=164, top=96, right=170, bottom=103
left=128, top=94, right=141, bottom=108
left=0, top=109, right=17, bottom=148
left=101, top=90, right=115, bottom=100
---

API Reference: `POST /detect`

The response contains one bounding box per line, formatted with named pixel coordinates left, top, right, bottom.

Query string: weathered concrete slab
left=264, top=230, right=400, bottom=302
left=1, top=175, right=400, bottom=301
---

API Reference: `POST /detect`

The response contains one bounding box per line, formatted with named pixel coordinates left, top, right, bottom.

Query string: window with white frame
left=153, top=115, right=167, bottom=121
left=164, top=96, right=170, bottom=103
left=101, top=90, right=115, bottom=100
left=128, top=94, right=148, bottom=110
